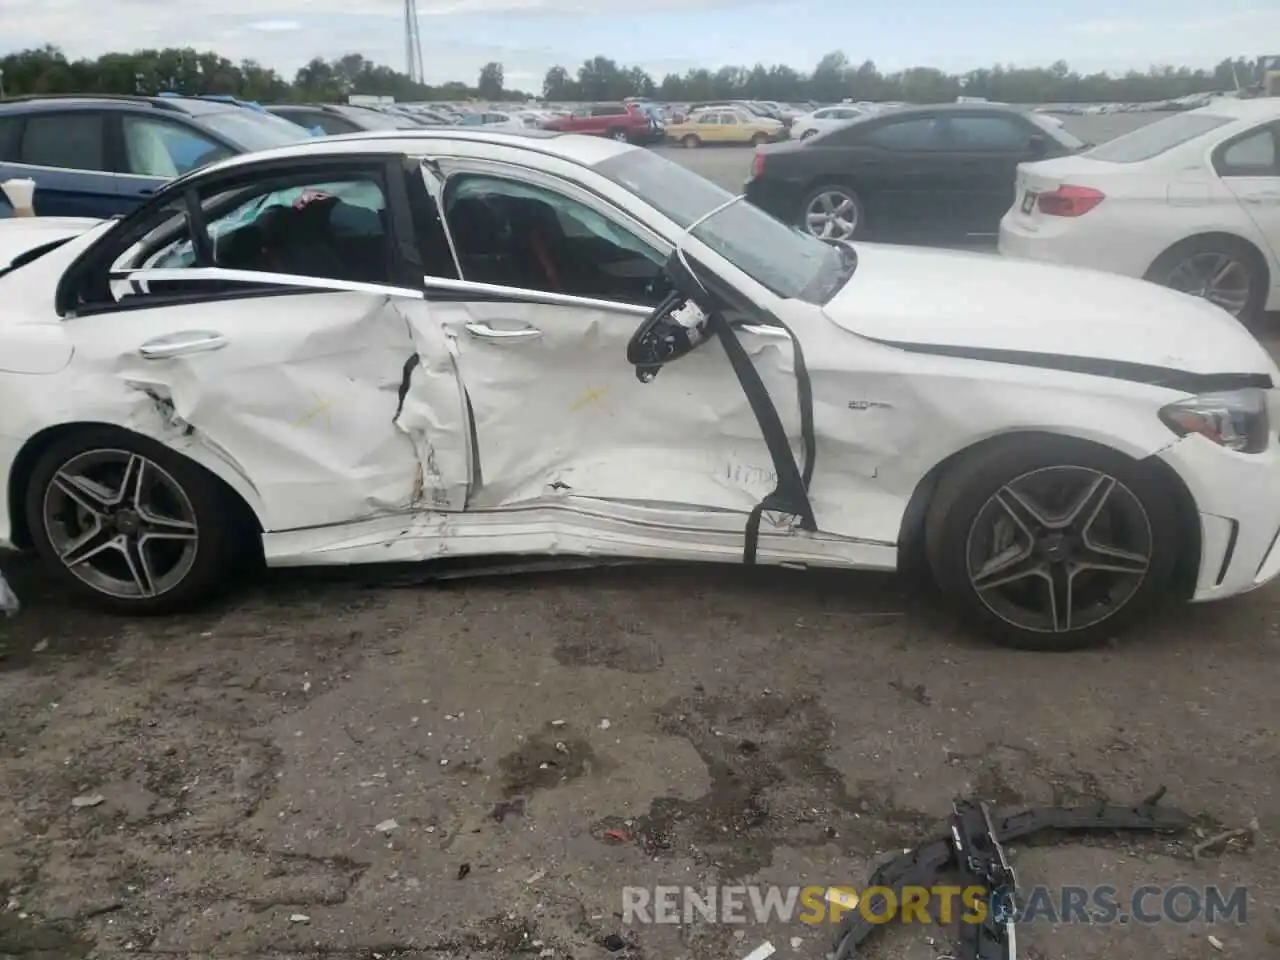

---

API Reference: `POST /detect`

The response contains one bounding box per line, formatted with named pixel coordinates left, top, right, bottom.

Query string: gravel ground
left=1, top=108, right=1279, bottom=960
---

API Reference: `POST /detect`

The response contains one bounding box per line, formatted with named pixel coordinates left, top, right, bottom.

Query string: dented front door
left=62, top=279, right=473, bottom=533
left=430, top=291, right=802, bottom=516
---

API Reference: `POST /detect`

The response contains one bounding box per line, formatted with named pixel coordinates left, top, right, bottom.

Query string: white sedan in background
left=999, top=98, right=1280, bottom=324
left=790, top=105, right=868, bottom=140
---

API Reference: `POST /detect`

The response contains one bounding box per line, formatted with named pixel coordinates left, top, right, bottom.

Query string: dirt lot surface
left=1, top=546, right=1278, bottom=960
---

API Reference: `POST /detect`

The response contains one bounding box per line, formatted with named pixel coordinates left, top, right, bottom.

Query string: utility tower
left=404, top=0, right=425, bottom=84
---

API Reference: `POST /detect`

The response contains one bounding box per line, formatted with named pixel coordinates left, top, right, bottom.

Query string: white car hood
left=822, top=243, right=1276, bottom=378
left=0, top=216, right=101, bottom=269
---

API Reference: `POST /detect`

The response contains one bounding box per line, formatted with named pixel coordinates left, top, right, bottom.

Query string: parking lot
left=1, top=110, right=1279, bottom=960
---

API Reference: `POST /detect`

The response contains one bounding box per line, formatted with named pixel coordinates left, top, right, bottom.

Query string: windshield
left=593, top=149, right=852, bottom=304
left=198, top=109, right=314, bottom=151
left=1083, top=112, right=1234, bottom=163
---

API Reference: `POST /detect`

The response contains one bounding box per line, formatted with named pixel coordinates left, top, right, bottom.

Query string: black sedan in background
left=265, top=103, right=428, bottom=135
left=744, top=103, right=1087, bottom=246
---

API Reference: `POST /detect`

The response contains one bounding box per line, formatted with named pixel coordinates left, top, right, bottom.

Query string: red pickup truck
left=542, top=102, right=664, bottom=144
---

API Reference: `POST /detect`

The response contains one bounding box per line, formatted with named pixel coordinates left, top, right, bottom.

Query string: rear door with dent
left=55, top=157, right=473, bottom=533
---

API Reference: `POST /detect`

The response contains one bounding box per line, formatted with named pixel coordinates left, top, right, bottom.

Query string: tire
left=801, top=129, right=819, bottom=140
left=750, top=133, right=769, bottom=147
left=798, top=183, right=863, bottom=240
left=681, top=134, right=701, bottom=149
left=923, top=435, right=1182, bottom=651
left=607, top=128, right=630, bottom=143
left=24, top=426, right=250, bottom=615
left=1144, top=235, right=1269, bottom=327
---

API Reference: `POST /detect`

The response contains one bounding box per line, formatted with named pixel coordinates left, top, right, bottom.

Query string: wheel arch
left=897, top=429, right=1202, bottom=600
left=1143, top=230, right=1273, bottom=290
left=7, top=421, right=264, bottom=551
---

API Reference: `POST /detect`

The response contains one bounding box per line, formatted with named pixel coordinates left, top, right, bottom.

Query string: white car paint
left=1, top=129, right=1280, bottom=637
left=999, top=97, right=1280, bottom=312
left=790, top=106, right=866, bottom=140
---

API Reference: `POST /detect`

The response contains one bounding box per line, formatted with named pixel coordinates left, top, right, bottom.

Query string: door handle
left=737, top=323, right=791, bottom=339
left=464, top=321, right=542, bottom=341
left=138, top=331, right=229, bottom=359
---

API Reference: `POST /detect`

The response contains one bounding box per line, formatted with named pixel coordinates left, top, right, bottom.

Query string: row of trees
left=0, top=45, right=1259, bottom=106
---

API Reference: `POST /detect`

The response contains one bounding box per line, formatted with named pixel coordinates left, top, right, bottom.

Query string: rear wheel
left=1145, top=235, right=1268, bottom=326
left=924, top=436, right=1181, bottom=651
left=681, top=134, right=701, bottom=149
left=25, top=427, right=251, bottom=614
left=608, top=128, right=630, bottom=142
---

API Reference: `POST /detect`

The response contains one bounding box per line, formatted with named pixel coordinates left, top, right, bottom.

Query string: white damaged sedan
left=1, top=128, right=1279, bottom=650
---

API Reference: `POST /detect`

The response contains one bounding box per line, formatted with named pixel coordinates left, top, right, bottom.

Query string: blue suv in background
left=0, top=95, right=313, bottom=218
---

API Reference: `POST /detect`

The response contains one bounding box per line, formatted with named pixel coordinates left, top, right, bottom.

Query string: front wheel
left=924, top=436, right=1182, bottom=651
left=681, top=134, right=701, bottom=149
left=750, top=133, right=769, bottom=146
left=801, top=129, right=819, bottom=139
left=608, top=128, right=630, bottom=142
left=25, top=427, right=249, bottom=614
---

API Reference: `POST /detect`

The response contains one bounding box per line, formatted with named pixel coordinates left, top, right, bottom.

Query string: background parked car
left=0, top=94, right=312, bottom=218
left=457, top=109, right=539, bottom=132
left=666, top=107, right=784, bottom=148
left=791, top=105, right=869, bottom=140
left=267, top=102, right=428, bottom=134
left=1000, top=97, right=1280, bottom=325
left=745, top=103, right=1086, bottom=244
left=542, top=102, right=664, bottom=143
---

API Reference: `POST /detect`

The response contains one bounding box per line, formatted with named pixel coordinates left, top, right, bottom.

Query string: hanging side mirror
left=626, top=290, right=713, bottom=383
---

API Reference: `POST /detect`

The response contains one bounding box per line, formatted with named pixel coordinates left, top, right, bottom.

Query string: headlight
left=1159, top=388, right=1271, bottom=453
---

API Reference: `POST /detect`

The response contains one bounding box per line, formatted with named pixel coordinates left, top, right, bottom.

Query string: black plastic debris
left=831, top=787, right=1192, bottom=960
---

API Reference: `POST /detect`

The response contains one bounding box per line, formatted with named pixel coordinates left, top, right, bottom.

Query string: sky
left=1, top=0, right=1277, bottom=89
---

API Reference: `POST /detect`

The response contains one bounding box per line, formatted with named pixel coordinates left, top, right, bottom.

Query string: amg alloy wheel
left=25, top=427, right=249, bottom=613
left=964, top=467, right=1151, bottom=635
left=924, top=436, right=1181, bottom=650
left=801, top=185, right=862, bottom=240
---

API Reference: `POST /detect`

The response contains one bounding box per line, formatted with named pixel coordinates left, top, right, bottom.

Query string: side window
left=80, top=172, right=396, bottom=310
left=813, top=109, right=833, bottom=120
left=1217, top=127, right=1279, bottom=176
left=19, top=113, right=107, bottom=171
left=860, top=117, right=944, bottom=150
left=946, top=115, right=1032, bottom=150
left=442, top=175, right=666, bottom=306
left=121, top=116, right=231, bottom=178
left=0, top=116, right=21, bottom=161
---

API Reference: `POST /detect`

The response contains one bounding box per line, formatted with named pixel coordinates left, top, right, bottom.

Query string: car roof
left=0, top=94, right=234, bottom=116
left=189, top=127, right=635, bottom=179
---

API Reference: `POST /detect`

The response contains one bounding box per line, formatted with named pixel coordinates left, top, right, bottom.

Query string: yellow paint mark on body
left=292, top=392, right=333, bottom=430
left=569, top=385, right=609, bottom=412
